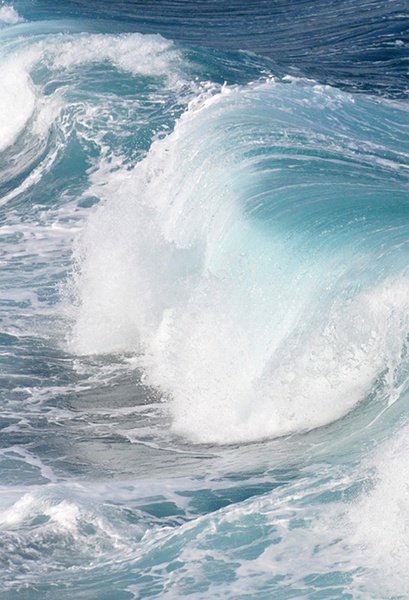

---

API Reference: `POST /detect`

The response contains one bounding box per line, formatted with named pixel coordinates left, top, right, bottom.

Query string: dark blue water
left=0, top=1, right=408, bottom=598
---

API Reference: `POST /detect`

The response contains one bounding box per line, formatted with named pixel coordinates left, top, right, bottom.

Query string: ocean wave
left=65, top=77, right=409, bottom=443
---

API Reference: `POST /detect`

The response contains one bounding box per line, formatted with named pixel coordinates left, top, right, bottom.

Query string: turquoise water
left=0, top=1, right=409, bottom=598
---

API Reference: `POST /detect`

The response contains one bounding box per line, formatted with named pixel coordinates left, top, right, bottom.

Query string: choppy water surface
left=1, top=1, right=408, bottom=598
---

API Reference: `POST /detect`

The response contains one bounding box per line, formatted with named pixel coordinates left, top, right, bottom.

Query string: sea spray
left=67, top=79, right=409, bottom=443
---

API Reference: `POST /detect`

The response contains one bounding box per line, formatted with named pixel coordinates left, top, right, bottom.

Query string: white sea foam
left=0, top=56, right=36, bottom=152
left=346, top=424, right=409, bottom=597
left=0, top=5, right=24, bottom=25
left=50, top=33, right=183, bottom=81
left=0, top=490, right=132, bottom=595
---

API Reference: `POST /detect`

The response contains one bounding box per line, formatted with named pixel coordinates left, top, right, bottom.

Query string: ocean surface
left=0, top=0, right=408, bottom=598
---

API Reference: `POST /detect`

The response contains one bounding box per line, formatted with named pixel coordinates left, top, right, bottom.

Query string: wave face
left=1, top=1, right=409, bottom=598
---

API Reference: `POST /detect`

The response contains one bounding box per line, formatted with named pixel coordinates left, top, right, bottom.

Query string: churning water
left=1, top=1, right=408, bottom=598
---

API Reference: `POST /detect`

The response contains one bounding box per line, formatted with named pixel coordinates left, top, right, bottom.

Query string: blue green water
left=0, top=1, right=408, bottom=598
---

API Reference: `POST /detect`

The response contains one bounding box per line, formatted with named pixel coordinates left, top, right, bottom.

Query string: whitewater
left=0, top=0, right=408, bottom=598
